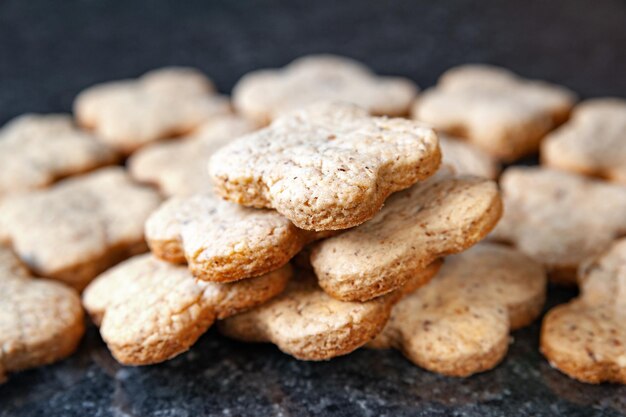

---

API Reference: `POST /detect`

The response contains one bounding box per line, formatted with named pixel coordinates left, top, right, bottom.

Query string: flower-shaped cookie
left=439, top=134, right=499, bottom=179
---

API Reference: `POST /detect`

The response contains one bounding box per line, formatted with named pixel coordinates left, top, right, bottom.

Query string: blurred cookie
left=542, top=98, right=626, bottom=183
left=491, top=167, right=626, bottom=284
left=0, top=167, right=162, bottom=290
left=0, top=245, right=84, bottom=382
left=439, top=134, right=499, bottom=179
left=0, top=114, right=117, bottom=199
left=210, top=101, right=441, bottom=231
left=368, top=243, right=546, bottom=377
left=413, top=64, right=576, bottom=161
left=129, top=115, right=258, bottom=196
left=311, top=169, right=502, bottom=301
left=74, top=67, right=230, bottom=154
left=233, top=54, right=418, bottom=124
left=541, top=238, right=626, bottom=384
left=83, top=254, right=291, bottom=365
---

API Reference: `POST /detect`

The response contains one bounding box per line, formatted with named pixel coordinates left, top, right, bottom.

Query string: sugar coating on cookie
left=0, top=114, right=117, bottom=199
left=146, top=193, right=328, bottom=282
left=233, top=54, right=418, bottom=124
left=542, top=98, right=626, bottom=184
left=541, top=238, right=626, bottom=384
left=413, top=64, right=576, bottom=161
left=0, top=167, right=162, bottom=290
left=0, top=246, right=84, bottom=381
left=310, top=169, right=502, bottom=301
left=74, top=67, right=231, bottom=154
left=439, top=134, right=499, bottom=179
left=209, top=101, right=441, bottom=231
left=368, top=243, right=546, bottom=377
left=491, top=167, right=626, bottom=284
left=83, top=254, right=291, bottom=365
left=129, top=115, right=258, bottom=196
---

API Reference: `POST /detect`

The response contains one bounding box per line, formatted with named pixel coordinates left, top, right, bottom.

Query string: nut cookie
left=210, top=101, right=441, bottom=231
left=413, top=64, right=576, bottom=161
left=0, top=114, right=117, bottom=199
left=0, top=245, right=84, bottom=382
left=439, top=134, right=499, bottom=179
left=83, top=254, right=291, bottom=365
left=542, top=98, right=626, bottom=184
left=0, top=167, right=162, bottom=290
left=233, top=54, right=418, bottom=124
left=145, top=193, right=329, bottom=282
left=368, top=243, right=546, bottom=377
left=310, top=169, right=502, bottom=301
left=129, top=115, right=258, bottom=196
left=491, top=167, right=626, bottom=284
left=74, top=67, right=231, bottom=154
left=541, top=238, right=626, bottom=384
left=218, top=264, right=441, bottom=361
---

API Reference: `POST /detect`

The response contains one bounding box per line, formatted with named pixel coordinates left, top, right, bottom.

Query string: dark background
left=1, top=1, right=626, bottom=416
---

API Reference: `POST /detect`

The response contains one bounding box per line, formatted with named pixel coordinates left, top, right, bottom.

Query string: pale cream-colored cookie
left=74, top=67, right=231, bottom=154
left=128, top=115, right=258, bottom=196
left=541, top=238, right=626, bottom=384
left=0, top=114, right=118, bottom=199
left=413, top=64, right=576, bottom=161
left=542, top=98, right=626, bottom=184
left=368, top=243, right=546, bottom=377
left=218, top=263, right=441, bottom=361
left=439, top=134, right=499, bottom=179
left=233, top=54, right=418, bottom=124
left=0, top=245, right=84, bottom=382
left=210, top=101, right=441, bottom=231
left=310, top=169, right=502, bottom=301
left=0, top=167, right=162, bottom=290
left=491, top=167, right=626, bottom=284
left=145, top=193, right=329, bottom=282
left=83, top=254, right=290, bottom=365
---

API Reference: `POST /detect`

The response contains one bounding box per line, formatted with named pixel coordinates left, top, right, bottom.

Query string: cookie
left=0, top=114, right=117, bottom=199
left=0, top=167, right=162, bottom=290
left=209, top=101, right=441, bottom=231
left=0, top=245, right=84, bottom=382
left=145, top=192, right=329, bottom=282
left=541, top=238, right=626, bottom=384
left=368, top=243, right=546, bottom=377
left=542, top=98, right=626, bottom=184
left=129, top=115, right=258, bottom=196
left=218, top=263, right=441, bottom=361
left=83, top=254, right=291, bottom=365
left=74, top=67, right=231, bottom=154
left=233, top=54, right=418, bottom=124
left=490, top=167, right=626, bottom=284
left=310, top=169, right=502, bottom=301
left=413, top=64, right=576, bottom=161
left=439, top=134, right=499, bottom=179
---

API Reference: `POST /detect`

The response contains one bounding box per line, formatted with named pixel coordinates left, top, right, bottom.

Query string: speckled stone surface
left=1, top=0, right=626, bottom=415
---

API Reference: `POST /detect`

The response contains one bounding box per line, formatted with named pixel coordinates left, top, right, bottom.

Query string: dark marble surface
left=1, top=0, right=626, bottom=416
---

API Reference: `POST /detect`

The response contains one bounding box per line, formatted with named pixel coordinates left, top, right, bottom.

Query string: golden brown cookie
left=491, top=167, right=626, bottom=284
left=310, top=169, right=502, bottom=301
left=413, top=64, right=576, bottom=161
left=128, top=115, right=258, bottom=196
left=145, top=193, right=329, bottom=282
left=368, top=243, right=546, bottom=377
left=0, top=167, right=162, bottom=290
left=542, top=98, right=626, bottom=184
left=83, top=254, right=290, bottom=365
left=233, top=54, right=418, bottom=124
left=210, top=101, right=441, bottom=231
left=74, top=67, right=231, bottom=154
left=439, top=134, right=499, bottom=179
left=0, top=245, right=84, bottom=382
left=541, top=238, right=626, bottom=384
left=0, top=114, right=117, bottom=199
left=218, top=264, right=441, bottom=361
